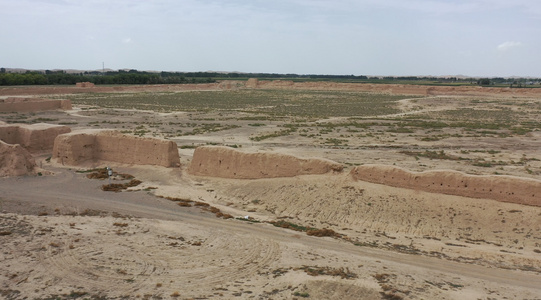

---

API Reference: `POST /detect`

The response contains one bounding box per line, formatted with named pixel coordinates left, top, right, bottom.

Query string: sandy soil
left=1, top=84, right=541, bottom=299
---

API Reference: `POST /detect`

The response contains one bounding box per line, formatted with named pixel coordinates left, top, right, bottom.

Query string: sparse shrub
left=373, top=273, right=391, bottom=282
left=216, top=212, right=233, bottom=219
left=270, top=220, right=310, bottom=232
left=293, top=291, right=310, bottom=298
left=298, top=266, right=357, bottom=279
left=102, top=179, right=142, bottom=192
left=306, top=228, right=338, bottom=237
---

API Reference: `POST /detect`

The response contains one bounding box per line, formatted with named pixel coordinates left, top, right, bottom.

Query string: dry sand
left=1, top=83, right=541, bottom=299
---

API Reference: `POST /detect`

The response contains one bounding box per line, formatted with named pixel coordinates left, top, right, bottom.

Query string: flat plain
left=1, top=82, right=541, bottom=299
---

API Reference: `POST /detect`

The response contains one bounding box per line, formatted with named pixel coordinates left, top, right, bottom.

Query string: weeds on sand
left=102, top=179, right=142, bottom=192
left=306, top=228, right=338, bottom=237
left=158, top=196, right=233, bottom=219
left=297, top=266, right=357, bottom=279
left=270, top=220, right=339, bottom=238
left=373, top=273, right=408, bottom=300
left=293, top=291, right=310, bottom=298
left=270, top=220, right=312, bottom=232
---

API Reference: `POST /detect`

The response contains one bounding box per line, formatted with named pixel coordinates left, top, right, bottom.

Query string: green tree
left=477, top=78, right=491, bottom=86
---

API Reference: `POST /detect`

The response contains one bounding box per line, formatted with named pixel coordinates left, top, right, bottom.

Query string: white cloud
left=122, top=37, right=132, bottom=44
left=497, top=41, right=523, bottom=52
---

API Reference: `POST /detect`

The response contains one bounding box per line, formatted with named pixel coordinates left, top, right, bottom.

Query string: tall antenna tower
left=102, top=62, right=105, bottom=74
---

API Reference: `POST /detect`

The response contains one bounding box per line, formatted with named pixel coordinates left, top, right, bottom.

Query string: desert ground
left=1, top=82, right=541, bottom=299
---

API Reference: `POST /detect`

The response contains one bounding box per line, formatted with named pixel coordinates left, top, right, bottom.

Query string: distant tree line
left=0, top=67, right=539, bottom=87
left=0, top=69, right=216, bottom=86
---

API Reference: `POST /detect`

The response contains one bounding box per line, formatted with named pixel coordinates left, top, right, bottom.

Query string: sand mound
left=188, top=146, right=343, bottom=179
left=0, top=97, right=71, bottom=112
left=350, top=164, right=541, bottom=206
left=0, top=123, right=71, bottom=152
left=216, top=173, right=541, bottom=250
left=0, top=140, right=36, bottom=177
left=53, top=130, right=180, bottom=167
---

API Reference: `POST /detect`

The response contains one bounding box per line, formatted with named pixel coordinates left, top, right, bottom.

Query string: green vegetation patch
left=66, top=90, right=408, bottom=118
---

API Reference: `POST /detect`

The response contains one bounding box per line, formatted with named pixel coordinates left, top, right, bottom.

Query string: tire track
left=35, top=216, right=281, bottom=295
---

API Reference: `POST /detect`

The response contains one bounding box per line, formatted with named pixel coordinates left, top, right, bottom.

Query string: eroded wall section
left=0, top=123, right=71, bottom=152
left=0, top=140, right=36, bottom=177
left=0, top=97, right=72, bottom=112
left=239, top=79, right=541, bottom=97
left=53, top=130, right=181, bottom=167
left=350, top=164, right=540, bottom=206
left=188, top=146, right=343, bottom=179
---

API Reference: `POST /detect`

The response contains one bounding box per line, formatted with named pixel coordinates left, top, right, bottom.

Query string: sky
left=1, top=0, right=540, bottom=77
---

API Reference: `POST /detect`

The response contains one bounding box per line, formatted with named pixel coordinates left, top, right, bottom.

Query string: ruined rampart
left=0, top=123, right=71, bottom=152
left=2, top=81, right=541, bottom=98
left=245, top=78, right=259, bottom=88
left=0, top=83, right=222, bottom=96
left=0, top=97, right=72, bottom=112
left=53, top=130, right=181, bottom=167
left=0, top=140, right=36, bottom=177
left=350, top=164, right=541, bottom=206
left=75, top=82, right=95, bottom=88
left=240, top=80, right=541, bottom=97
left=188, top=146, right=343, bottom=179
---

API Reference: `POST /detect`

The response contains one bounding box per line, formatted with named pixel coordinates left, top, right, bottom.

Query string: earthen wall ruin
left=350, top=164, right=541, bottom=206
left=75, top=82, right=95, bottom=88
left=0, top=97, right=72, bottom=112
left=188, top=146, right=343, bottom=179
left=0, top=123, right=71, bottom=152
left=245, top=78, right=259, bottom=88
left=0, top=140, right=36, bottom=177
left=240, top=80, right=541, bottom=97
left=53, top=130, right=181, bottom=167
left=3, top=81, right=541, bottom=98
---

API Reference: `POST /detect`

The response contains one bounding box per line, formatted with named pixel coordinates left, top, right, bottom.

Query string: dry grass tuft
left=306, top=228, right=338, bottom=237
left=298, top=266, right=357, bottom=279
left=102, top=179, right=142, bottom=192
